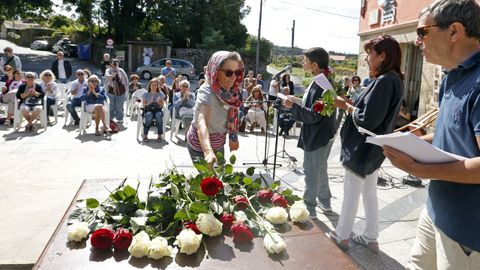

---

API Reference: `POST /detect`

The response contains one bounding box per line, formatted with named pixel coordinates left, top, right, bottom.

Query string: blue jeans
left=107, top=93, right=125, bottom=122
left=143, top=110, right=163, bottom=135
left=303, top=139, right=335, bottom=208
left=46, top=97, right=56, bottom=116
left=66, top=97, right=82, bottom=122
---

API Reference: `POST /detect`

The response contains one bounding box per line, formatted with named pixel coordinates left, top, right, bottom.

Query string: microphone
left=274, top=65, right=292, bottom=79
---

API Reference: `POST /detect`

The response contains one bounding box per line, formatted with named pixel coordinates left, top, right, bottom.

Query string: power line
left=276, top=0, right=359, bottom=20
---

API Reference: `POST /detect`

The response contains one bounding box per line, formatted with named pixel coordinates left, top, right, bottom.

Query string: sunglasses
left=416, top=24, right=438, bottom=40
left=4, top=69, right=11, bottom=72
left=26, top=76, right=35, bottom=79
left=45, top=74, right=52, bottom=77
left=90, top=80, right=99, bottom=83
left=77, top=73, right=84, bottom=76
left=220, top=69, right=242, bottom=77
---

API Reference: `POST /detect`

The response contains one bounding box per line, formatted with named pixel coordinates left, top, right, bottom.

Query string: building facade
left=358, top=0, right=441, bottom=119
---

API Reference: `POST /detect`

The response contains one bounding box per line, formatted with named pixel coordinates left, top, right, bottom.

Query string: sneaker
left=351, top=234, right=379, bottom=254
left=142, top=135, right=149, bottom=142
left=318, top=202, right=332, bottom=213
left=326, top=231, right=349, bottom=250
left=74, top=120, right=80, bottom=126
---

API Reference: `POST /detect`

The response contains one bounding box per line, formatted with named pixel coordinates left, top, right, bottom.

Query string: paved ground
left=0, top=39, right=427, bottom=269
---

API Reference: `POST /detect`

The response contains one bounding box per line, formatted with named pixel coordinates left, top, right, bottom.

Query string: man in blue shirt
left=161, top=59, right=176, bottom=86
left=384, top=0, right=480, bottom=268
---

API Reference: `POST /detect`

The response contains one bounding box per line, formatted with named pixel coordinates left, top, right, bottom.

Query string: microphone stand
left=242, top=99, right=281, bottom=172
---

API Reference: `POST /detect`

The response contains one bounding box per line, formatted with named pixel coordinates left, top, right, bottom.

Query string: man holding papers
left=384, top=0, right=480, bottom=268
left=282, top=47, right=336, bottom=216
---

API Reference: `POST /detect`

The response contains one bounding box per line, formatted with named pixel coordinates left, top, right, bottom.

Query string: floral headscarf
left=205, top=51, right=244, bottom=142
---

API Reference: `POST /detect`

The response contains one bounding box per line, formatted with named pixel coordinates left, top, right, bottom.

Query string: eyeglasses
left=181, top=85, right=189, bottom=88
left=77, top=73, right=84, bottom=76
left=416, top=24, right=438, bottom=40
left=26, top=76, right=35, bottom=79
left=45, top=74, right=52, bottom=77
left=90, top=80, right=99, bottom=83
left=220, top=69, right=242, bottom=77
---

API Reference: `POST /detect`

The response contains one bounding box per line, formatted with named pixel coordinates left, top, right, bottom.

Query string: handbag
left=25, top=96, right=42, bottom=106
left=144, top=102, right=161, bottom=113
left=179, top=107, right=193, bottom=117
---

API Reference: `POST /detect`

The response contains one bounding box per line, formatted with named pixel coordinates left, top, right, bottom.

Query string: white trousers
left=408, top=207, right=480, bottom=270
left=247, top=108, right=266, bottom=130
left=335, top=169, right=379, bottom=240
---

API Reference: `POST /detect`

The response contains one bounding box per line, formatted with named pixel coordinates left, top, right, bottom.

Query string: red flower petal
left=91, top=228, right=115, bottom=250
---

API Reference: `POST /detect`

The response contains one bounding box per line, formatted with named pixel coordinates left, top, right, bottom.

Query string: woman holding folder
left=327, top=35, right=403, bottom=252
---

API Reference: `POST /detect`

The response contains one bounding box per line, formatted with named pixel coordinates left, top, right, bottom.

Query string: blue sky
left=242, top=0, right=361, bottom=53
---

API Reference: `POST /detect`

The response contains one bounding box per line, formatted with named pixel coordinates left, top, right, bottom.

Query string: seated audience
left=245, top=85, right=266, bottom=133
left=142, top=78, right=166, bottom=142
left=81, top=75, right=110, bottom=136
left=1, top=69, right=24, bottom=125
left=39, top=70, right=58, bottom=123
left=16, top=72, right=44, bottom=131
left=173, top=79, right=195, bottom=131
left=66, top=70, right=88, bottom=125
left=275, top=86, right=296, bottom=136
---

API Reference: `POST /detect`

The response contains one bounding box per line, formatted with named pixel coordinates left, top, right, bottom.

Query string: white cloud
left=242, top=0, right=361, bottom=53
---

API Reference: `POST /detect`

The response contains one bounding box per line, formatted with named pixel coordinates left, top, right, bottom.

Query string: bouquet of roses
left=312, top=73, right=338, bottom=117
left=66, top=153, right=310, bottom=260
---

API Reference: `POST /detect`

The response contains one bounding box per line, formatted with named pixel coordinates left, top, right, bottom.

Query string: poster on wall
left=143, top=48, right=153, bottom=65
left=379, top=0, right=396, bottom=25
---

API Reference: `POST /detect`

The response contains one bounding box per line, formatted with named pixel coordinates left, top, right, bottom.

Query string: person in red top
left=1, top=69, right=24, bottom=125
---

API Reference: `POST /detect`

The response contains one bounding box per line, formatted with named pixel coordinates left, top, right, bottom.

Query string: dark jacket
left=291, top=81, right=336, bottom=151
left=340, top=71, right=403, bottom=177
left=50, top=59, right=73, bottom=79
left=16, top=83, right=45, bottom=106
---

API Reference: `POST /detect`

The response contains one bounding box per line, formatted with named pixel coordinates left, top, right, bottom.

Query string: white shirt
left=57, top=60, right=66, bottom=79
left=68, top=79, right=87, bottom=99
left=40, top=81, right=58, bottom=99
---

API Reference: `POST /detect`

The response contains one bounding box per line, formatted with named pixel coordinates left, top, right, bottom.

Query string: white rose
left=148, top=236, right=173, bottom=260
left=174, top=229, right=203, bottom=255
left=196, top=213, right=223, bottom=236
left=67, top=222, right=90, bottom=242
left=265, top=207, right=288, bottom=224
left=289, top=201, right=309, bottom=223
left=128, top=231, right=151, bottom=258
left=263, top=232, right=286, bottom=254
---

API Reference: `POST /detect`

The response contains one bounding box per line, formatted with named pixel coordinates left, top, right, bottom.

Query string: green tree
left=48, top=14, right=75, bottom=29
left=0, top=0, right=53, bottom=24
left=239, top=35, right=273, bottom=63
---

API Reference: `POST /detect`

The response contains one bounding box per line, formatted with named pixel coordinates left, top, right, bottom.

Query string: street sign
left=106, top=45, right=114, bottom=49
left=106, top=38, right=114, bottom=46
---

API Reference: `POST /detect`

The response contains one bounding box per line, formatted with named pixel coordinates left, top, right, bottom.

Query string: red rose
left=233, top=195, right=249, bottom=210
left=230, top=221, right=254, bottom=244
left=220, top=213, right=235, bottom=230
left=256, top=189, right=274, bottom=203
left=113, top=228, right=132, bottom=250
left=184, top=221, right=201, bottom=234
left=313, top=100, right=325, bottom=113
left=200, top=177, right=224, bottom=196
left=271, top=194, right=289, bottom=208
left=91, top=228, right=115, bottom=249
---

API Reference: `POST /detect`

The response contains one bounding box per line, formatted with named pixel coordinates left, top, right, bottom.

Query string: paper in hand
left=314, top=73, right=334, bottom=91
left=276, top=93, right=287, bottom=100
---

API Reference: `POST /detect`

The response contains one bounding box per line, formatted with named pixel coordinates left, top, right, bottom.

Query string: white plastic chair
left=170, top=106, right=182, bottom=140
left=13, top=96, right=48, bottom=131
left=79, top=98, right=110, bottom=135
left=0, top=82, right=7, bottom=115
left=128, top=88, right=147, bottom=118
left=136, top=104, right=167, bottom=140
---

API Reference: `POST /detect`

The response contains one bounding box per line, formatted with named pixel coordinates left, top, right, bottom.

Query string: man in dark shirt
left=100, top=53, right=111, bottom=77
left=384, top=0, right=480, bottom=268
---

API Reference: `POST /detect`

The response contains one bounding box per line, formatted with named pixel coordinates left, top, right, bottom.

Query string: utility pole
left=255, top=0, right=263, bottom=75
left=291, top=20, right=295, bottom=67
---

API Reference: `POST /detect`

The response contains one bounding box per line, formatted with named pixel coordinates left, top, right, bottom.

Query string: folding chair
left=394, top=107, right=439, bottom=136
left=128, top=88, right=147, bottom=118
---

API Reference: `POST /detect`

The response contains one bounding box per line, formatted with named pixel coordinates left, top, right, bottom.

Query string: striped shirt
left=187, top=125, right=226, bottom=153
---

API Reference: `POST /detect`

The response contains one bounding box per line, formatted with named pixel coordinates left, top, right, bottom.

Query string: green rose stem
left=144, top=177, right=154, bottom=210
left=242, top=193, right=279, bottom=244
left=85, top=178, right=128, bottom=225
left=202, top=239, right=210, bottom=259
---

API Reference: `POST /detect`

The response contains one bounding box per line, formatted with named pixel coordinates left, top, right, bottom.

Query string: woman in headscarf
left=187, top=51, right=244, bottom=167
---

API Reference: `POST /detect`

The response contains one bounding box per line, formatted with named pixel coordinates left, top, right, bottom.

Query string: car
left=52, top=38, right=78, bottom=57
left=30, top=40, right=49, bottom=50
left=136, top=58, right=195, bottom=80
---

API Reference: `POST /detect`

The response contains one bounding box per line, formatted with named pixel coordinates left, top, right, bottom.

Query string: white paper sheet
left=361, top=127, right=466, bottom=164
left=276, top=93, right=302, bottom=105
left=313, top=73, right=334, bottom=91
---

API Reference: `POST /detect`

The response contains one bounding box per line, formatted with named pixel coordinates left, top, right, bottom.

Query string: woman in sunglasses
left=16, top=72, right=44, bottom=131
left=187, top=51, right=244, bottom=167
left=0, top=66, right=21, bottom=125
left=0, top=64, right=13, bottom=82
left=328, top=35, right=404, bottom=252
left=81, top=75, right=110, bottom=136
left=39, top=70, right=58, bottom=123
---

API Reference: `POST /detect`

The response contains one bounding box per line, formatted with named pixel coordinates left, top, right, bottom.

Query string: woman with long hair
left=245, top=85, right=266, bottom=133
left=142, top=78, right=166, bottom=142
left=328, top=35, right=404, bottom=253
left=39, top=70, right=58, bottom=123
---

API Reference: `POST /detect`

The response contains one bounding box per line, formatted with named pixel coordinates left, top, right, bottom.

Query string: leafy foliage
left=0, top=0, right=54, bottom=24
